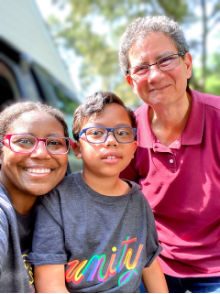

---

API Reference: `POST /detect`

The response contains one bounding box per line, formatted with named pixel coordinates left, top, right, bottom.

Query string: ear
left=184, top=52, right=193, bottom=79
left=126, top=75, right=134, bottom=88
left=74, top=142, right=83, bottom=159
left=126, top=74, right=139, bottom=95
left=132, top=141, right=138, bottom=158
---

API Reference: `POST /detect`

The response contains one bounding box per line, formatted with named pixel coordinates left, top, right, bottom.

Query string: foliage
left=205, top=51, right=220, bottom=94
left=47, top=0, right=220, bottom=107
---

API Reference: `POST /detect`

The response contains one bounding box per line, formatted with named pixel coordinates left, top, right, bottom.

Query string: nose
left=105, top=131, right=118, bottom=146
left=30, top=141, right=51, bottom=159
left=147, top=64, right=162, bottom=82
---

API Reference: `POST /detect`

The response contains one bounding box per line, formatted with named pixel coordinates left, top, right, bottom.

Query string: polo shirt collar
left=137, top=88, right=204, bottom=148
left=181, top=89, right=204, bottom=145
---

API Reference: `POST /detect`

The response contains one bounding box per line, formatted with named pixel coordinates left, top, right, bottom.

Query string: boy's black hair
left=72, top=91, right=136, bottom=141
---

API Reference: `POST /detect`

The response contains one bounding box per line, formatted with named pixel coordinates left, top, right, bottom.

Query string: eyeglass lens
left=9, top=134, right=69, bottom=154
left=85, top=127, right=135, bottom=143
left=130, top=54, right=181, bottom=78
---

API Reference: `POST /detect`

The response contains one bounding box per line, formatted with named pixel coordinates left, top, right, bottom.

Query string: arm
left=142, top=258, right=168, bottom=293
left=34, top=264, right=69, bottom=293
left=0, top=208, right=9, bottom=275
left=27, top=195, right=68, bottom=291
left=142, top=197, right=168, bottom=292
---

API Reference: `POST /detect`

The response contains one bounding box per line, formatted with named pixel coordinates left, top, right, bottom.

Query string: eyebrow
left=18, top=132, right=64, bottom=137
left=156, top=51, right=176, bottom=60
left=83, top=124, right=132, bottom=128
left=47, top=133, right=65, bottom=137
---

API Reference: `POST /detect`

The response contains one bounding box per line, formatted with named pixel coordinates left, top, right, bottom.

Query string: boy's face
left=75, top=103, right=137, bottom=179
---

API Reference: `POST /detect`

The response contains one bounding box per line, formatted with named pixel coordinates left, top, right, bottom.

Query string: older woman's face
left=0, top=110, right=68, bottom=200
left=126, top=32, right=192, bottom=107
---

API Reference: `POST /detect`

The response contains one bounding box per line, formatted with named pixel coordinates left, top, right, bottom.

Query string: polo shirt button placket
left=168, top=155, right=177, bottom=172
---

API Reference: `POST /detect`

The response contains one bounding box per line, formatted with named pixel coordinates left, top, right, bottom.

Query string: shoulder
left=43, top=172, right=80, bottom=196
left=0, top=195, right=10, bottom=241
left=40, top=172, right=82, bottom=207
left=0, top=184, right=14, bottom=219
left=0, top=206, right=9, bottom=229
left=58, top=171, right=82, bottom=188
left=191, top=89, right=220, bottom=110
left=0, top=187, right=14, bottom=248
left=124, top=181, right=155, bottom=224
left=125, top=180, right=149, bottom=204
left=0, top=207, right=10, bottom=268
left=135, top=103, right=149, bottom=119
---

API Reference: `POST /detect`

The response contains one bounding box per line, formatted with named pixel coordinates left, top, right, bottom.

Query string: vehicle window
left=0, top=61, right=20, bottom=110
left=31, top=63, right=78, bottom=111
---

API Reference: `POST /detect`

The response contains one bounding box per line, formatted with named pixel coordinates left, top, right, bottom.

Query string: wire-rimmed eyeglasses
left=127, top=52, right=185, bottom=80
left=79, top=126, right=137, bottom=144
left=1, top=134, right=70, bottom=155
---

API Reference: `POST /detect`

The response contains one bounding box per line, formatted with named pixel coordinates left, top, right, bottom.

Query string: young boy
left=28, top=92, right=168, bottom=293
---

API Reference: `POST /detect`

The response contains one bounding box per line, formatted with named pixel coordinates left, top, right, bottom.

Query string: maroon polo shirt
left=121, top=89, right=220, bottom=277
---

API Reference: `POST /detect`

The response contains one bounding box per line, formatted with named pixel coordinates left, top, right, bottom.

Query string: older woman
left=119, top=16, right=220, bottom=293
left=0, top=101, right=70, bottom=292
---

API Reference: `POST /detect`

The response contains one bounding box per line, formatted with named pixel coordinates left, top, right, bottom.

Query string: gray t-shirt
left=0, top=184, right=35, bottom=293
left=16, top=211, right=35, bottom=289
left=28, top=172, right=161, bottom=293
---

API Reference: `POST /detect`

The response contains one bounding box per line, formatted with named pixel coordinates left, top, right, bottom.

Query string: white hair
left=119, top=15, right=189, bottom=75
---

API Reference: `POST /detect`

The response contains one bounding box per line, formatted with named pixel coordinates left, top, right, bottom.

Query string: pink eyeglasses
left=1, top=134, right=70, bottom=155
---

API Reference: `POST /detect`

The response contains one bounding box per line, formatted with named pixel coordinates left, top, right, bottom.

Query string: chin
left=27, top=185, right=55, bottom=197
left=103, top=170, right=122, bottom=178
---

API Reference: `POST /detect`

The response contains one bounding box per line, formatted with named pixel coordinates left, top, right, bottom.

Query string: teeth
left=106, top=156, right=116, bottom=159
left=25, top=168, right=51, bottom=174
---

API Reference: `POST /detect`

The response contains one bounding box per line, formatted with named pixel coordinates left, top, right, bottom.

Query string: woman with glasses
left=119, top=15, right=220, bottom=293
left=0, top=101, right=70, bottom=292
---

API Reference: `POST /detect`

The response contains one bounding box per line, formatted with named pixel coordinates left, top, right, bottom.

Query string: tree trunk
left=201, top=0, right=208, bottom=92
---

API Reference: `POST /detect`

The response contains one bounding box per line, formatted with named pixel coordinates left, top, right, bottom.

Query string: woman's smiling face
left=127, top=32, right=192, bottom=107
left=0, top=110, right=68, bottom=201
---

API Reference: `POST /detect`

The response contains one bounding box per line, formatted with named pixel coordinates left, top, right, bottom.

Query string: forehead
left=81, top=103, right=132, bottom=128
left=129, top=32, right=178, bottom=65
left=7, top=110, right=64, bottom=136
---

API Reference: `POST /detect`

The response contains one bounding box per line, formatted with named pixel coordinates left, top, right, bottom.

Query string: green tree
left=47, top=0, right=219, bottom=106
left=191, top=0, right=220, bottom=92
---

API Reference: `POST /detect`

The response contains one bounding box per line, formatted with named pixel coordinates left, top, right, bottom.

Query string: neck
left=81, top=171, right=130, bottom=196
left=0, top=175, right=37, bottom=215
left=2, top=183, right=37, bottom=215
left=150, top=92, right=191, bottom=146
left=10, top=192, right=37, bottom=215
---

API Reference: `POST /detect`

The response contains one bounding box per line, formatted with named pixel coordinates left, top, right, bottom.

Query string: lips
left=149, top=85, right=169, bottom=92
left=24, top=168, right=52, bottom=174
left=101, top=152, right=122, bottom=164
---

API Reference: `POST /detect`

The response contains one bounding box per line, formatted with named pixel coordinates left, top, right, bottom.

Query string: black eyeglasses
left=127, top=52, right=185, bottom=80
left=79, top=126, right=137, bottom=144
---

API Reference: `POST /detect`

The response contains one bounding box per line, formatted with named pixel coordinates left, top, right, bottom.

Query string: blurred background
left=35, top=0, right=220, bottom=107
left=0, top=0, right=220, bottom=171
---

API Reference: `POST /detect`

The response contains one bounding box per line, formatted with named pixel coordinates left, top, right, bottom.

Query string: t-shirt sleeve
left=144, top=196, right=162, bottom=267
left=0, top=208, right=9, bottom=276
left=27, top=191, right=67, bottom=266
